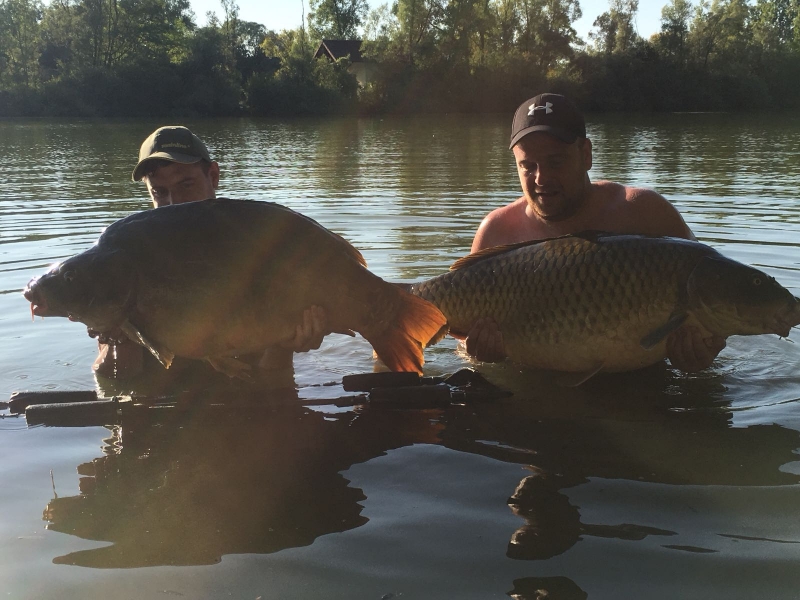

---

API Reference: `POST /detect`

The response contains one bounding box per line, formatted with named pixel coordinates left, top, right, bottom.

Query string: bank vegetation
left=1, top=0, right=799, bottom=116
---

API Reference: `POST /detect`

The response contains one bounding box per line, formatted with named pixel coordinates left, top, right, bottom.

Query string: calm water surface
left=2, top=114, right=800, bottom=599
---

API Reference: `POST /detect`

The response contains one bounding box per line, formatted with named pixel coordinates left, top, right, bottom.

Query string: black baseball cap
left=509, top=93, right=586, bottom=149
left=132, top=126, right=212, bottom=181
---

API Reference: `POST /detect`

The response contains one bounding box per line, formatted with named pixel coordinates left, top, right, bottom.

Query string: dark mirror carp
left=24, top=199, right=447, bottom=377
left=409, top=231, right=800, bottom=381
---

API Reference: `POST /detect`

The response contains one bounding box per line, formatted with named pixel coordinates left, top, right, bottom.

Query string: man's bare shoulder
left=589, top=180, right=694, bottom=239
left=483, top=197, right=528, bottom=219
left=617, top=183, right=694, bottom=239
left=472, top=198, right=530, bottom=252
left=624, top=184, right=669, bottom=203
left=592, top=180, right=663, bottom=205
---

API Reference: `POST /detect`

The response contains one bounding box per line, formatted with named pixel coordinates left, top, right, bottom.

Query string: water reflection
left=508, top=576, right=588, bottom=600
left=42, top=365, right=800, bottom=570
left=44, top=389, right=443, bottom=568
left=443, top=368, right=800, bottom=565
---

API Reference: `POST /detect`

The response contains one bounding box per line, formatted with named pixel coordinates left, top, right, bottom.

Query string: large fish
left=24, top=199, right=447, bottom=376
left=409, top=232, right=800, bottom=379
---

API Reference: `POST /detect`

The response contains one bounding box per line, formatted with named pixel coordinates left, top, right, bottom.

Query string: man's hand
left=281, top=305, right=329, bottom=353
left=666, top=325, right=726, bottom=372
left=87, top=327, right=128, bottom=345
left=464, top=317, right=507, bottom=363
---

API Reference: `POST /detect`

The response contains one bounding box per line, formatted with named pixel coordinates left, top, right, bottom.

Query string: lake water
left=2, top=113, right=800, bottom=599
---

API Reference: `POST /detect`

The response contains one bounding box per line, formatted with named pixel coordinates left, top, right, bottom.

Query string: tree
left=309, top=0, right=368, bottom=39
left=589, top=0, right=640, bottom=54
left=394, top=0, right=444, bottom=64
left=687, top=0, right=751, bottom=70
left=68, top=0, right=194, bottom=69
left=752, top=0, right=800, bottom=50
left=0, top=0, right=44, bottom=87
left=658, top=0, right=693, bottom=64
left=514, top=0, right=581, bottom=64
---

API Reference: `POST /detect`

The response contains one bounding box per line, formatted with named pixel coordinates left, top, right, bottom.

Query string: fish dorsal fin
left=639, top=311, right=688, bottom=350
left=329, top=230, right=367, bottom=267
left=450, top=230, right=612, bottom=271
left=211, top=198, right=368, bottom=268
left=120, top=320, right=175, bottom=369
left=261, top=200, right=367, bottom=268
left=451, top=241, right=540, bottom=271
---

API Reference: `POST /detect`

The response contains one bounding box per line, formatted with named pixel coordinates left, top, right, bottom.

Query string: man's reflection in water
left=94, top=351, right=298, bottom=400
left=439, top=363, right=800, bottom=565
left=508, top=576, right=588, bottom=600
left=43, top=387, right=443, bottom=567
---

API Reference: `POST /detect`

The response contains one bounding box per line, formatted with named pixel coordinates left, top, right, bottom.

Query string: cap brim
left=509, top=125, right=578, bottom=149
left=131, top=152, right=203, bottom=181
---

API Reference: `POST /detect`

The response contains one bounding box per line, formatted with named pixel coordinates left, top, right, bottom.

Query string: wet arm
left=626, top=188, right=696, bottom=240
left=280, top=305, right=329, bottom=353
left=258, top=305, right=331, bottom=370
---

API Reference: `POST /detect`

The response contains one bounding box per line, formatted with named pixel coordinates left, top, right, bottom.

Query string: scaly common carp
left=409, top=231, right=800, bottom=380
left=24, top=198, right=447, bottom=376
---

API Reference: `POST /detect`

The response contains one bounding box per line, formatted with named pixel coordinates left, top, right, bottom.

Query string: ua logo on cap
left=528, top=102, right=553, bottom=116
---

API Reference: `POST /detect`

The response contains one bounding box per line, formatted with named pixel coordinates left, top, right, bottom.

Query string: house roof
left=314, top=39, right=364, bottom=62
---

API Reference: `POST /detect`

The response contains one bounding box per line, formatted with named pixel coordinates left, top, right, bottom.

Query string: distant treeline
left=1, top=0, right=800, bottom=117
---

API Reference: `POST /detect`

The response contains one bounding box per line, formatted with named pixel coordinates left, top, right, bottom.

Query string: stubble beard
left=528, top=189, right=586, bottom=223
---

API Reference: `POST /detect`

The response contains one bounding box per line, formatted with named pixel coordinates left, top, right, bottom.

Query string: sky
left=188, top=0, right=666, bottom=42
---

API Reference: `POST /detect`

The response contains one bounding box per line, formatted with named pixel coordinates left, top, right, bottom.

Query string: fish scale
left=411, top=232, right=800, bottom=376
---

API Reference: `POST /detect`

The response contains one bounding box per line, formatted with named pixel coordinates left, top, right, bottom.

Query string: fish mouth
left=23, top=283, right=50, bottom=317
left=773, top=297, right=800, bottom=337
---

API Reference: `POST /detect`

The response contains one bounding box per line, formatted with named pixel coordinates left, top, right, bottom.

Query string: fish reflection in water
left=41, top=366, right=800, bottom=596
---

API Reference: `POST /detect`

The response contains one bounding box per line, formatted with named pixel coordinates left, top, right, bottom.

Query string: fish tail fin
left=366, top=289, right=448, bottom=374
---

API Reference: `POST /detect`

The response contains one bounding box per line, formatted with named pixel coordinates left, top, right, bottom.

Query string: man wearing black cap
left=464, top=93, right=726, bottom=372
left=93, top=126, right=328, bottom=379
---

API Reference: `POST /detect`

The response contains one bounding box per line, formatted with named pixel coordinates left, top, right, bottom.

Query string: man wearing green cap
left=464, top=93, right=726, bottom=373
left=131, top=125, right=221, bottom=207
left=93, top=125, right=328, bottom=379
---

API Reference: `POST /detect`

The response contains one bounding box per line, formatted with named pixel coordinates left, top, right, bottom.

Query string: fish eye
left=63, top=270, right=75, bottom=282
left=752, top=277, right=761, bottom=286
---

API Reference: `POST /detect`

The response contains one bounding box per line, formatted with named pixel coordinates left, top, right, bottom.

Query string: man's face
left=144, top=161, right=220, bottom=208
left=512, top=132, right=592, bottom=221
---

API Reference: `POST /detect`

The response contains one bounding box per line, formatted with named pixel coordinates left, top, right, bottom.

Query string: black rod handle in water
left=25, top=399, right=121, bottom=427
left=368, top=383, right=453, bottom=407
left=8, top=390, right=99, bottom=414
left=342, top=371, right=422, bottom=392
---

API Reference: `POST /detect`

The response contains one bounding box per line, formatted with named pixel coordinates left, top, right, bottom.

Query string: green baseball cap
left=132, top=126, right=212, bottom=181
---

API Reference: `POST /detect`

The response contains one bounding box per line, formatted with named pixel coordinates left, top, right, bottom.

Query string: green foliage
left=0, top=0, right=43, bottom=87
left=309, top=0, right=368, bottom=39
left=589, top=0, right=640, bottom=54
left=3, top=0, right=800, bottom=116
left=656, top=0, right=692, bottom=64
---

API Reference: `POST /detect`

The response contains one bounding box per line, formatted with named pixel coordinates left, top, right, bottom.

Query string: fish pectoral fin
left=120, top=320, right=174, bottom=369
left=555, top=363, right=605, bottom=387
left=640, top=312, right=688, bottom=350
left=206, top=355, right=252, bottom=380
